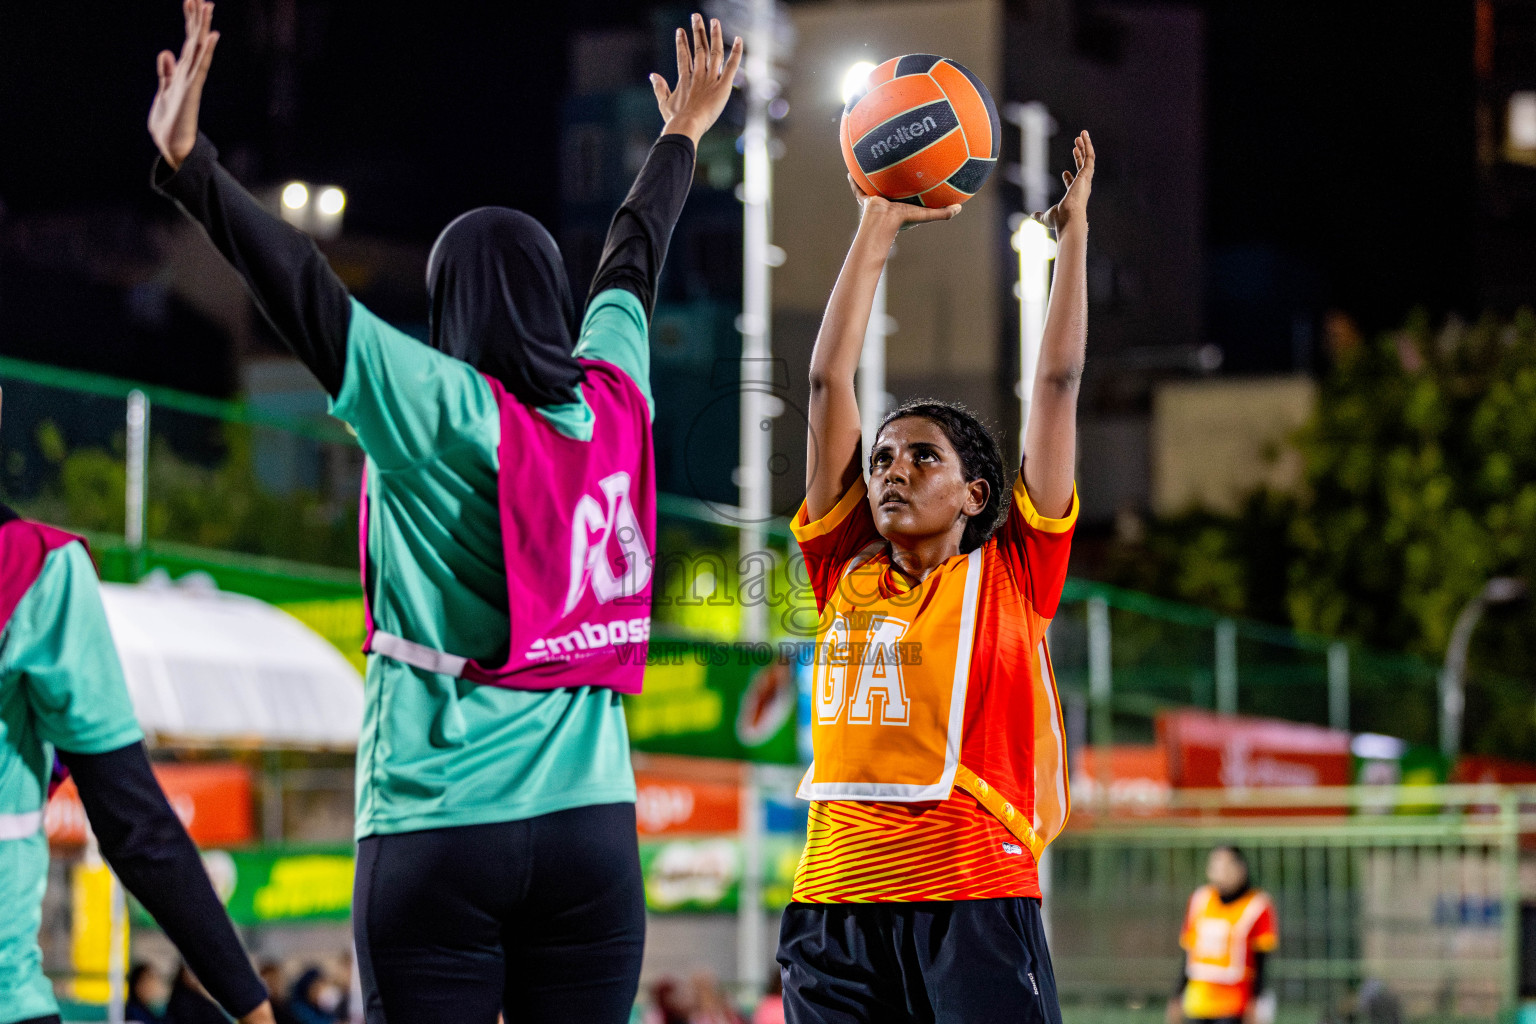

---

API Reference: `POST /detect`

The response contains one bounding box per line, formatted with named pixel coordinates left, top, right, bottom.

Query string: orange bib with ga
left=798, top=545, right=983, bottom=803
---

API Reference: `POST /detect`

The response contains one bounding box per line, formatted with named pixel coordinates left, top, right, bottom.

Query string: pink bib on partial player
left=361, top=358, right=656, bottom=694
left=0, top=507, right=90, bottom=799
left=0, top=507, right=84, bottom=636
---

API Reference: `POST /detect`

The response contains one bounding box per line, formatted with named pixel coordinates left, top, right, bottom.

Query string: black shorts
left=777, top=897, right=1063, bottom=1024
left=353, top=802, right=645, bottom=1024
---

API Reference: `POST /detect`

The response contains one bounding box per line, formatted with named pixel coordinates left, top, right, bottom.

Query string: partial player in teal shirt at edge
left=0, top=382, right=274, bottom=1024
left=148, top=3, right=744, bottom=1021
left=0, top=542, right=142, bottom=1024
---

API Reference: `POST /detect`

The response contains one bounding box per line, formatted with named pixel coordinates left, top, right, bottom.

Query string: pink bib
left=0, top=507, right=84, bottom=636
left=0, top=508, right=89, bottom=798
left=361, top=359, right=655, bottom=693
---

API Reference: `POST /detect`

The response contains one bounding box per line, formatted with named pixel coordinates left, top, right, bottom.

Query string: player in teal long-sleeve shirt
left=148, top=3, right=742, bottom=1021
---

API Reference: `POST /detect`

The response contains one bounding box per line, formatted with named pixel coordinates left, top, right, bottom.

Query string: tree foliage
left=1105, top=310, right=1536, bottom=757
left=18, top=420, right=357, bottom=569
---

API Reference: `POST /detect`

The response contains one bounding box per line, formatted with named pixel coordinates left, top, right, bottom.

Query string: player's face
left=1207, top=848, right=1247, bottom=894
left=868, top=417, right=984, bottom=546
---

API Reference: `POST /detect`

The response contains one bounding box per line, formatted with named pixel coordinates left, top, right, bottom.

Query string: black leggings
left=353, top=803, right=646, bottom=1024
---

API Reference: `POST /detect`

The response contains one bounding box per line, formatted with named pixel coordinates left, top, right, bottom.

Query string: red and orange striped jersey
left=789, top=473, right=1076, bottom=903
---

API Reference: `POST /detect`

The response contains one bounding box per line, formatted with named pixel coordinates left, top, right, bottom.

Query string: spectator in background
left=642, top=978, right=692, bottom=1024
left=257, top=962, right=302, bottom=1024
left=125, top=963, right=169, bottom=1024
left=1167, top=846, right=1278, bottom=1024
left=288, top=967, right=345, bottom=1024
left=166, top=963, right=231, bottom=1024
left=751, top=973, right=784, bottom=1024
left=688, top=972, right=743, bottom=1024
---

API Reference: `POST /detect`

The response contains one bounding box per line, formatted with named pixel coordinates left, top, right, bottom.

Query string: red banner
left=1159, top=709, right=1352, bottom=790
left=633, top=771, right=741, bottom=836
left=48, top=762, right=255, bottom=847
left=1071, top=745, right=1172, bottom=815
left=1454, top=754, right=1536, bottom=785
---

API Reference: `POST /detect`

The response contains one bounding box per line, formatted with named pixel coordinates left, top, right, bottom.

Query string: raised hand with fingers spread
left=651, top=13, right=743, bottom=145
left=1037, top=129, right=1095, bottom=237
left=148, top=0, right=219, bottom=170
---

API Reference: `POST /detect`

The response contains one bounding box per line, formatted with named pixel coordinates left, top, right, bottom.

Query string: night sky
left=0, top=1, right=1488, bottom=335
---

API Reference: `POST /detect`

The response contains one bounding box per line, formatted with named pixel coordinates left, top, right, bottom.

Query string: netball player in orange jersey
left=777, top=131, right=1094, bottom=1023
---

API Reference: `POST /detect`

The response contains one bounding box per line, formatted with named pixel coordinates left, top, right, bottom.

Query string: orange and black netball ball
left=840, top=54, right=1000, bottom=208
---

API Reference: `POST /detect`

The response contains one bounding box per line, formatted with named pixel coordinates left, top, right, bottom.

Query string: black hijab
left=426, top=207, right=584, bottom=407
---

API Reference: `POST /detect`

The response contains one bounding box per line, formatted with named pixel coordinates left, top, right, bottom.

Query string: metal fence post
left=1215, top=618, right=1238, bottom=715
left=1500, top=788, right=1520, bottom=1018
left=124, top=390, right=149, bottom=579
left=106, top=870, right=126, bottom=1024
left=1087, top=597, right=1112, bottom=808
left=263, top=749, right=284, bottom=843
left=1327, top=642, right=1350, bottom=731
left=738, top=764, right=763, bottom=1003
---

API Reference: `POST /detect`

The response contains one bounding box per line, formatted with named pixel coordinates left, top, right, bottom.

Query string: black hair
left=874, top=400, right=1007, bottom=554
left=1213, top=844, right=1249, bottom=868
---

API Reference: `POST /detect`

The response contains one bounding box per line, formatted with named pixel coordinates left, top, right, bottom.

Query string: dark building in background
left=2, top=0, right=1527, bottom=529
left=560, top=15, right=746, bottom=508
left=1006, top=0, right=1206, bottom=524
left=1476, top=0, right=1536, bottom=311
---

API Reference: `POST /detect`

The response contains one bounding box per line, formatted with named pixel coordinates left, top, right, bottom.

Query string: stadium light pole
left=125, top=390, right=149, bottom=581
left=1440, top=576, right=1526, bottom=765
left=738, top=0, right=774, bottom=644
left=735, top=0, right=777, bottom=1001
left=842, top=61, right=891, bottom=465
left=1004, top=101, right=1055, bottom=457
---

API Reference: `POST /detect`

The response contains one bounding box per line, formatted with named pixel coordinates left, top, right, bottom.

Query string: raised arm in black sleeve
left=586, top=133, right=697, bottom=319
left=58, top=742, right=268, bottom=1020
left=153, top=133, right=351, bottom=397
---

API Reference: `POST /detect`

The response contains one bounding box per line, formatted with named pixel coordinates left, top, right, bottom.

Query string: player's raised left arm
left=1021, top=131, right=1094, bottom=519
left=585, top=15, right=742, bottom=318
left=653, top=13, right=743, bottom=148
left=149, top=1, right=351, bottom=398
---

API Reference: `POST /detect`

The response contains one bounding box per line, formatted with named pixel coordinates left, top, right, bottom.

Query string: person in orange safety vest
left=1167, top=846, right=1278, bottom=1024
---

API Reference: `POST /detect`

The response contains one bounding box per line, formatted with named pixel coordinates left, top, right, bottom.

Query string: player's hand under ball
left=652, top=14, right=743, bottom=146
left=847, top=175, right=961, bottom=236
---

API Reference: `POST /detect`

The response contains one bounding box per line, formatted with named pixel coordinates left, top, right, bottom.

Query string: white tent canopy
left=99, top=577, right=364, bottom=749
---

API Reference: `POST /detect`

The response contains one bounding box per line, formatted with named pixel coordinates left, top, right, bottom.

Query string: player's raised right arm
left=804, top=181, right=959, bottom=520
left=148, top=1, right=351, bottom=398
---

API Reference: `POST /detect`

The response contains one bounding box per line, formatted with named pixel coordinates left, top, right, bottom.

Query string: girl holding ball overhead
left=777, top=129, right=1095, bottom=1023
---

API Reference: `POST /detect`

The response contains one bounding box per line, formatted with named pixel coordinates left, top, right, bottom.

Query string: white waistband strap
left=0, top=809, right=43, bottom=841
left=368, top=631, right=469, bottom=678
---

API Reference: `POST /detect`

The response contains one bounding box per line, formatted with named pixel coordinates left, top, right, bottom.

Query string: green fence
left=1, top=355, right=1502, bottom=749
left=1051, top=581, right=1458, bottom=751
left=1049, top=785, right=1536, bottom=1024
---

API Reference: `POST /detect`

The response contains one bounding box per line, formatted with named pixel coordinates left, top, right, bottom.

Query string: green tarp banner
left=624, top=640, right=804, bottom=765
left=132, top=846, right=355, bottom=927
left=638, top=835, right=804, bottom=913
left=133, top=837, right=806, bottom=924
